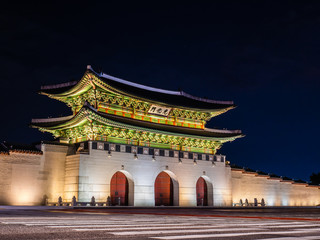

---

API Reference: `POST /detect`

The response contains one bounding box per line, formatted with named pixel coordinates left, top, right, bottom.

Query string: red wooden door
left=196, top=177, right=208, bottom=206
left=154, top=172, right=173, bottom=206
left=110, top=171, right=128, bottom=206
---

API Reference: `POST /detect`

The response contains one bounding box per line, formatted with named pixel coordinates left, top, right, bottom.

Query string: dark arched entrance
left=154, top=172, right=173, bottom=206
left=110, top=171, right=128, bottom=206
left=196, top=177, right=208, bottom=206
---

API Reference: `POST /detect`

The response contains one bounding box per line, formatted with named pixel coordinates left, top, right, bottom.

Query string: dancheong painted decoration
left=31, top=65, right=243, bottom=154
left=3, top=65, right=318, bottom=207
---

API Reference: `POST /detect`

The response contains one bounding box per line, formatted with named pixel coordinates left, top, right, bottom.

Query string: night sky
left=1, top=1, right=320, bottom=181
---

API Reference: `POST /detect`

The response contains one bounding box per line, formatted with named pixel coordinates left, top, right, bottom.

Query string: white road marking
left=256, top=237, right=320, bottom=240
left=230, top=222, right=305, bottom=226
left=49, top=222, right=316, bottom=230
left=49, top=223, right=196, bottom=228
left=44, top=221, right=310, bottom=228
left=24, top=222, right=169, bottom=226
left=74, top=225, right=257, bottom=231
left=7, top=221, right=308, bottom=227
left=111, top=227, right=264, bottom=235
left=150, top=229, right=320, bottom=239
left=2, top=216, right=319, bottom=240
left=1, top=220, right=148, bottom=225
left=264, top=224, right=320, bottom=228
left=0, top=217, right=77, bottom=220
left=0, top=217, right=222, bottom=222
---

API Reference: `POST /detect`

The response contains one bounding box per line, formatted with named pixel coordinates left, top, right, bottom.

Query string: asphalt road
left=0, top=206, right=320, bottom=240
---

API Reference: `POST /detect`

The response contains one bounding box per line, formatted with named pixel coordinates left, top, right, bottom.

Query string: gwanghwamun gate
left=1, top=65, right=319, bottom=207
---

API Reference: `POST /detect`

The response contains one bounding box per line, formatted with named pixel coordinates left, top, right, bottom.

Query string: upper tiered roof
left=40, top=65, right=235, bottom=111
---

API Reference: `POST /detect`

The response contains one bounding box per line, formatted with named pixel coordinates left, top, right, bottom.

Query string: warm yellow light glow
left=10, top=188, right=39, bottom=205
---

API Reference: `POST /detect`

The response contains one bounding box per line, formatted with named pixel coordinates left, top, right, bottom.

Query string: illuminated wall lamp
left=178, top=157, right=182, bottom=164
left=108, top=150, right=112, bottom=158
left=193, top=159, right=197, bottom=165
left=134, top=152, right=138, bottom=160
left=152, top=155, right=156, bottom=162
left=212, top=161, right=216, bottom=167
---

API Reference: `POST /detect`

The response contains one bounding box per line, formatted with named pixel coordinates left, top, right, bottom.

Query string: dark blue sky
left=1, top=1, right=320, bottom=181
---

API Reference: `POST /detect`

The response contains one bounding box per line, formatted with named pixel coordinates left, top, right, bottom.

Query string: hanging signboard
left=148, top=104, right=171, bottom=117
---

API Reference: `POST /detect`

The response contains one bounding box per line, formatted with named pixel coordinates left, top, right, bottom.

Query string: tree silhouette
left=309, top=172, right=320, bottom=185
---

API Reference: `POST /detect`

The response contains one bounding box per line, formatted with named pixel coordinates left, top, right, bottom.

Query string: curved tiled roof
left=40, top=65, right=235, bottom=110
left=31, top=103, right=243, bottom=139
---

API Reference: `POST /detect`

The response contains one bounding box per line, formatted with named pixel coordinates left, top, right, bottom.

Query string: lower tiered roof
left=31, top=103, right=243, bottom=153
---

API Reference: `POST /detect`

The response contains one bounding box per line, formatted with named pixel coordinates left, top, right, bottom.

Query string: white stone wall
left=0, top=143, right=69, bottom=205
left=231, top=169, right=320, bottom=206
left=75, top=142, right=232, bottom=206
left=64, top=154, right=80, bottom=202
left=41, top=144, right=69, bottom=202
left=2, top=142, right=319, bottom=207
left=0, top=152, right=43, bottom=205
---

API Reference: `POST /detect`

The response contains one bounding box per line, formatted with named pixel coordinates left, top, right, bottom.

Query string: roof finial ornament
left=87, top=65, right=92, bottom=70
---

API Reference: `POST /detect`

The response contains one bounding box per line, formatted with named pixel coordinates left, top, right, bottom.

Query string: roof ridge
left=87, top=65, right=234, bottom=105
left=180, top=91, right=234, bottom=105
left=30, top=104, right=96, bottom=126
left=88, top=66, right=181, bottom=96
left=204, top=127, right=242, bottom=134
left=83, top=101, right=98, bottom=112
left=31, top=115, right=74, bottom=123
left=41, top=80, right=78, bottom=90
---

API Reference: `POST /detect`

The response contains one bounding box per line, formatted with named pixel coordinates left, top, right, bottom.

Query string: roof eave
left=31, top=104, right=243, bottom=141
left=39, top=66, right=237, bottom=112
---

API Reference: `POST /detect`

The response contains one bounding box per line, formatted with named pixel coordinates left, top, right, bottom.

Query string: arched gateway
left=30, top=66, right=243, bottom=208
left=110, top=171, right=128, bottom=206
left=196, top=177, right=208, bottom=206
left=154, top=172, right=173, bottom=206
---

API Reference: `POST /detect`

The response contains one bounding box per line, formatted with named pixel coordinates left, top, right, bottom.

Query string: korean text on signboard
left=148, top=105, right=171, bottom=117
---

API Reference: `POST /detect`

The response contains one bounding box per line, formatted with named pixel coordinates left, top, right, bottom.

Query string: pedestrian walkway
left=1, top=214, right=320, bottom=239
